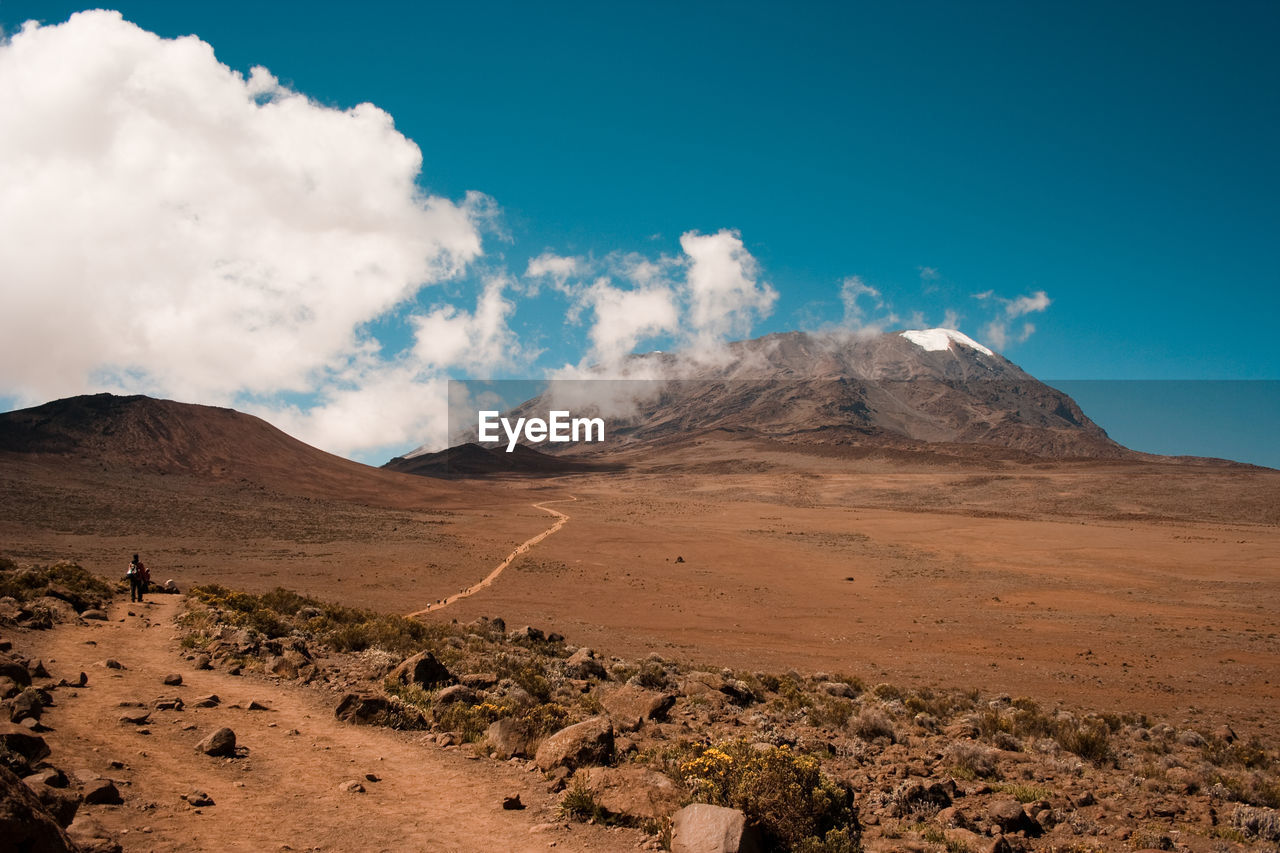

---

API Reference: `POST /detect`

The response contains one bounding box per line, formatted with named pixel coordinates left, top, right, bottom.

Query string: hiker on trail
left=127, top=553, right=147, bottom=602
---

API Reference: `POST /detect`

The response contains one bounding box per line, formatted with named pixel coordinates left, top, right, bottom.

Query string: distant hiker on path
left=127, top=553, right=148, bottom=602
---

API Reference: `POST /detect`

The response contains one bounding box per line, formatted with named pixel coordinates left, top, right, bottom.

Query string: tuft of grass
left=990, top=782, right=1052, bottom=803
left=558, top=778, right=609, bottom=823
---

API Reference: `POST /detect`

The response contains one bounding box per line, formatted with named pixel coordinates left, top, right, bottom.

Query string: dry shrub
left=851, top=709, right=895, bottom=743
left=947, top=741, right=1000, bottom=780
left=679, top=740, right=858, bottom=850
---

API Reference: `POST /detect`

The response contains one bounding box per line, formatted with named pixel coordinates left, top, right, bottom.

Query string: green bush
left=679, top=740, right=858, bottom=851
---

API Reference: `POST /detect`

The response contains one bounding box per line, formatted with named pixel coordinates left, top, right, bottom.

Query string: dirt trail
left=409, top=497, right=576, bottom=618
left=22, top=594, right=644, bottom=852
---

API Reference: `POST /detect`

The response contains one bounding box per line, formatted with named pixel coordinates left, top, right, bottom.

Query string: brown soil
left=18, top=594, right=647, bottom=852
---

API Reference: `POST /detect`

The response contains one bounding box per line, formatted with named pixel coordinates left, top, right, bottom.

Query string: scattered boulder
left=0, top=721, right=51, bottom=765
left=10, top=688, right=46, bottom=722
left=333, top=693, right=425, bottom=728
left=534, top=716, right=614, bottom=771
left=28, top=660, right=51, bottom=679
left=338, top=780, right=365, bottom=794
left=24, top=768, right=69, bottom=789
left=670, top=803, right=763, bottom=853
left=80, top=610, right=108, bottom=621
left=162, top=674, right=183, bottom=686
left=718, top=679, right=756, bottom=706
left=182, top=790, right=214, bottom=807
left=820, top=681, right=860, bottom=699
left=28, top=783, right=80, bottom=828
left=579, top=765, right=682, bottom=821
left=432, top=684, right=477, bottom=707
left=195, top=727, right=237, bottom=757
left=66, top=814, right=122, bottom=853
left=460, top=672, right=498, bottom=689
left=502, top=794, right=524, bottom=810
left=0, top=766, right=81, bottom=852
left=390, top=651, right=454, bottom=689
left=988, top=799, right=1040, bottom=835
left=154, top=697, right=183, bottom=711
left=265, top=655, right=298, bottom=680
left=889, top=780, right=953, bottom=817
left=563, top=647, right=607, bottom=680
left=600, top=683, right=676, bottom=732
left=486, top=717, right=538, bottom=760
left=97, top=660, right=124, bottom=670
left=509, top=626, right=544, bottom=643
left=192, top=654, right=212, bottom=671
left=193, top=694, right=220, bottom=708
left=81, top=778, right=122, bottom=805
left=118, top=709, right=150, bottom=726
left=0, top=658, right=32, bottom=688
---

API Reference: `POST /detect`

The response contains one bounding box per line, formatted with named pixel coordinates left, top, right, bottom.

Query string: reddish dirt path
left=24, top=594, right=645, bottom=852
left=409, top=497, right=576, bottom=617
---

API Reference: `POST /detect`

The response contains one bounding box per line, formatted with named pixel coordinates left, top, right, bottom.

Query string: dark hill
left=0, top=394, right=467, bottom=507
left=384, top=442, right=620, bottom=479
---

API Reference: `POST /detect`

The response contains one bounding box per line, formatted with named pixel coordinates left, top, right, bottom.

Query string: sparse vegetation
left=679, top=739, right=858, bottom=851
left=0, top=556, right=116, bottom=614
left=168, top=580, right=1280, bottom=853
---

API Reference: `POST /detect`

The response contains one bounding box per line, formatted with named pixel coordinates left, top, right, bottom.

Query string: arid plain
left=5, top=428, right=1277, bottom=742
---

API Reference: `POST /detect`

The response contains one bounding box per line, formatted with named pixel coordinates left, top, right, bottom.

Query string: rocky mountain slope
left=419, top=329, right=1129, bottom=463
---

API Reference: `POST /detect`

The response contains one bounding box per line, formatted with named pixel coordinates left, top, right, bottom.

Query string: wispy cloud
left=979, top=289, right=1052, bottom=350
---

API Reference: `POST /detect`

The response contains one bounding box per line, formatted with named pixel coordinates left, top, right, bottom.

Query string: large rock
left=195, top=727, right=237, bottom=757
left=81, top=779, right=122, bottom=805
left=391, top=651, right=454, bottom=689
left=486, top=717, right=538, bottom=760
left=335, top=693, right=393, bottom=725
left=0, top=766, right=80, bottom=852
left=0, top=658, right=32, bottom=688
left=67, top=814, right=123, bottom=853
left=432, top=684, right=477, bottom=707
left=600, top=684, right=676, bottom=732
left=579, top=766, right=682, bottom=821
left=563, top=648, right=608, bottom=680
left=534, top=716, right=614, bottom=771
left=670, top=803, right=764, bottom=853
left=0, top=721, right=51, bottom=764
left=988, top=799, right=1040, bottom=835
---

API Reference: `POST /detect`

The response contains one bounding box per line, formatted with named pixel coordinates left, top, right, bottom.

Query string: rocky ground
left=3, top=560, right=1280, bottom=852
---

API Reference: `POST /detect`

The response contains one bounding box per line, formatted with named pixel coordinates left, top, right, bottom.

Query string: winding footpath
left=408, top=495, right=576, bottom=617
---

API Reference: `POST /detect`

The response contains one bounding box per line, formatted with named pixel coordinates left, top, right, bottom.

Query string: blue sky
left=1, top=2, right=1276, bottom=464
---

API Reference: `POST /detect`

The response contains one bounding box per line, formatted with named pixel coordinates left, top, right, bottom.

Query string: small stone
left=118, top=709, right=151, bottom=725
left=247, top=700, right=270, bottom=711
left=162, top=674, right=183, bottom=686
left=338, top=780, right=365, bottom=794
left=183, top=789, right=215, bottom=807
left=98, top=659, right=125, bottom=670
left=81, top=610, right=108, bottom=621
left=502, top=794, right=525, bottom=810
left=193, top=695, right=220, bottom=708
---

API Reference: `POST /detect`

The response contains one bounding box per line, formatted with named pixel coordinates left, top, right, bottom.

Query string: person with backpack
left=127, top=553, right=147, bottom=602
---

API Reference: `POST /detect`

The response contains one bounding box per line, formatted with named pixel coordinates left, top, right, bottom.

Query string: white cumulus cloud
left=680, top=229, right=777, bottom=355
left=0, top=10, right=503, bottom=458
